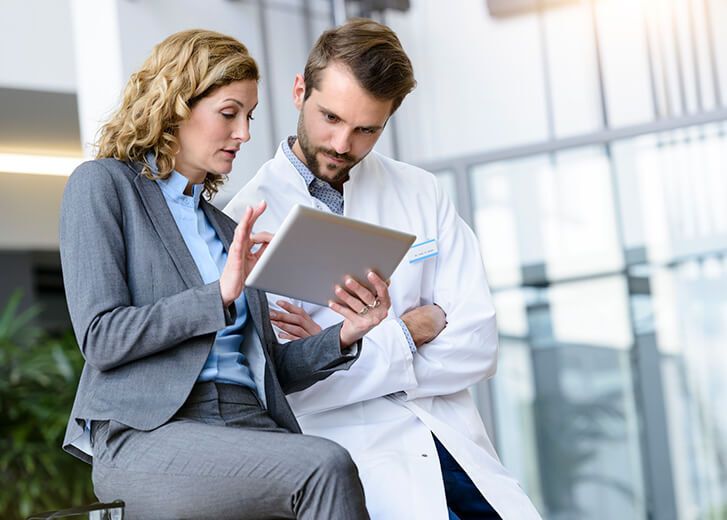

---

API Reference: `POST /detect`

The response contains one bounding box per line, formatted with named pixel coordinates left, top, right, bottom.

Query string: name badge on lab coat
left=408, top=239, right=438, bottom=263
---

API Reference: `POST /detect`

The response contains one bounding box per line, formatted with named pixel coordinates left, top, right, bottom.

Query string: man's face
left=292, top=62, right=393, bottom=187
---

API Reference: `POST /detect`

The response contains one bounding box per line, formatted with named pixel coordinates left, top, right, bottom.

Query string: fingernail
left=269, top=311, right=277, bottom=318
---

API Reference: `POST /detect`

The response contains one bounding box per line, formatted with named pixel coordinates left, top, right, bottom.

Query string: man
left=225, top=18, right=541, bottom=520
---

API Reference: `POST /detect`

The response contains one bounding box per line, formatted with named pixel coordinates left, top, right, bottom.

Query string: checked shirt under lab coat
left=224, top=142, right=541, bottom=520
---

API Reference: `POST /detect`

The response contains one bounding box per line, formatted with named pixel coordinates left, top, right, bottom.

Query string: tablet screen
left=246, top=205, right=416, bottom=306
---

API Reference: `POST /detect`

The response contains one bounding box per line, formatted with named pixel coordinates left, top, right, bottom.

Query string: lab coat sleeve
left=402, top=180, right=498, bottom=401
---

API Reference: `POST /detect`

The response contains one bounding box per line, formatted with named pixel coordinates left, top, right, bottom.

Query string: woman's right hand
left=219, top=201, right=272, bottom=307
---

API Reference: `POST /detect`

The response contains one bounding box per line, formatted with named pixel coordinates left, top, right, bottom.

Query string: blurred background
left=1, top=0, right=726, bottom=518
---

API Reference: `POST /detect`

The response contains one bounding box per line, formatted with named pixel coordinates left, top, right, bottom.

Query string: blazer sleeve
left=273, top=322, right=361, bottom=394
left=243, top=287, right=361, bottom=394
left=60, top=161, right=233, bottom=372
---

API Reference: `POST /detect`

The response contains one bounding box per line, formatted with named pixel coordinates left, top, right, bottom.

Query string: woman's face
left=175, top=80, right=258, bottom=183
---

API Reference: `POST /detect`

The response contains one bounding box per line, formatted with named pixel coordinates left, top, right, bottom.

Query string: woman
left=59, top=29, right=389, bottom=519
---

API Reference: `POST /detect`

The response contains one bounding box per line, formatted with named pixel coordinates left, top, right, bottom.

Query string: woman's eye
left=221, top=112, right=236, bottom=119
left=247, top=114, right=255, bottom=121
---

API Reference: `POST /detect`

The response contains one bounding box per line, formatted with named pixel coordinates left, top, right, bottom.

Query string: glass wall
left=466, top=124, right=727, bottom=519
left=649, top=260, right=727, bottom=519
left=492, top=279, right=645, bottom=519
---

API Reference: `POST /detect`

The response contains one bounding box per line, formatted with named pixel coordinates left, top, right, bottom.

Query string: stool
left=27, top=500, right=124, bottom=519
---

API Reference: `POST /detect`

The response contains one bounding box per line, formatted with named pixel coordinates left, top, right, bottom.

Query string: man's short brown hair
left=304, top=18, right=416, bottom=114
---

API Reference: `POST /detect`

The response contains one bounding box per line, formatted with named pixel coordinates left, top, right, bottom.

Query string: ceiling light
left=0, top=152, right=84, bottom=177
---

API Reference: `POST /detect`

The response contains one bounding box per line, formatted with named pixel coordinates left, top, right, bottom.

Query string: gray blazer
left=59, top=159, right=359, bottom=463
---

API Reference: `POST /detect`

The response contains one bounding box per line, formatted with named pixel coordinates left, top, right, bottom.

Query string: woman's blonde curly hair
left=96, top=29, right=259, bottom=199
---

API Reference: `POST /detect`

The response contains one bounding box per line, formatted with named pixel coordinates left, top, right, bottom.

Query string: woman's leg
left=91, top=384, right=368, bottom=519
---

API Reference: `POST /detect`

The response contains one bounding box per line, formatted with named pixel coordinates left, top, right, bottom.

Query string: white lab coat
left=224, top=143, right=541, bottom=520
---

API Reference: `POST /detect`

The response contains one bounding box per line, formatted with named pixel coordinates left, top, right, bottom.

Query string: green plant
left=0, top=291, right=94, bottom=519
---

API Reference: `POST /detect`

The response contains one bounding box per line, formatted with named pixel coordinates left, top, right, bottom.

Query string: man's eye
left=325, top=113, right=338, bottom=122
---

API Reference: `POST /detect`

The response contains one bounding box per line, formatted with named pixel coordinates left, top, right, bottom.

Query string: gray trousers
left=91, top=382, right=369, bottom=520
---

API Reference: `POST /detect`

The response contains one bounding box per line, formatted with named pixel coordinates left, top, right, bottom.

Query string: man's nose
left=330, top=128, right=352, bottom=155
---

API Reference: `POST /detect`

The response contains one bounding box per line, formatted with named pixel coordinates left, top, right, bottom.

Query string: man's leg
left=91, top=384, right=368, bottom=519
left=434, top=436, right=502, bottom=520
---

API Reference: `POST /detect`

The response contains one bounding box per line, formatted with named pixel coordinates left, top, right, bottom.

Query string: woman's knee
left=305, top=437, right=358, bottom=479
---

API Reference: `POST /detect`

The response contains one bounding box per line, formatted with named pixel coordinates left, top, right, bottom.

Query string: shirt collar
left=283, top=136, right=316, bottom=188
left=147, top=152, right=204, bottom=209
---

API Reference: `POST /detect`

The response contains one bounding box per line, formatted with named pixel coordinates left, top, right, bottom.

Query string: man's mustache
left=319, top=148, right=355, bottom=163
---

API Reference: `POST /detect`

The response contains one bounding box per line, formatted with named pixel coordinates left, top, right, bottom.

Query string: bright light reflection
left=0, top=152, right=83, bottom=177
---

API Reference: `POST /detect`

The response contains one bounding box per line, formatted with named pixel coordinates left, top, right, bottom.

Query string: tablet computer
left=246, top=204, right=416, bottom=306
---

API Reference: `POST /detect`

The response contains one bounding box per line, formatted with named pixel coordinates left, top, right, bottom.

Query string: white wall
left=0, top=172, right=67, bottom=250
left=0, top=0, right=76, bottom=92
left=387, top=1, right=550, bottom=164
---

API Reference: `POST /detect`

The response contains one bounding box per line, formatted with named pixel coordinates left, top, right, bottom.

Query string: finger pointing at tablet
left=220, top=201, right=270, bottom=307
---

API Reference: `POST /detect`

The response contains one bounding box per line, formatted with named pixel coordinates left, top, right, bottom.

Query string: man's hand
left=400, top=304, right=447, bottom=347
left=330, top=272, right=392, bottom=350
left=270, top=301, right=322, bottom=340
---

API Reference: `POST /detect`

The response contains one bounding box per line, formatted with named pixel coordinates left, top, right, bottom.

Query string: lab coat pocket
left=390, top=257, right=424, bottom=309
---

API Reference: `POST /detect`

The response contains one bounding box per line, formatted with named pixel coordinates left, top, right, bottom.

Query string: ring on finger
left=367, top=298, right=381, bottom=309
left=357, top=305, right=369, bottom=316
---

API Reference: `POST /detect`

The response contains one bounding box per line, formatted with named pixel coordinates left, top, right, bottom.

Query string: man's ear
left=293, top=73, right=306, bottom=110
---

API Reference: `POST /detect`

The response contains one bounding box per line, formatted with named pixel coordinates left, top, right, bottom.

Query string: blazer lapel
left=244, top=286, right=274, bottom=354
left=132, top=168, right=203, bottom=289
left=244, top=285, right=297, bottom=429
left=201, top=199, right=236, bottom=252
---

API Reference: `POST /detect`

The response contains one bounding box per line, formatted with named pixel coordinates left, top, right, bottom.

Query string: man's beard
left=296, top=112, right=361, bottom=186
